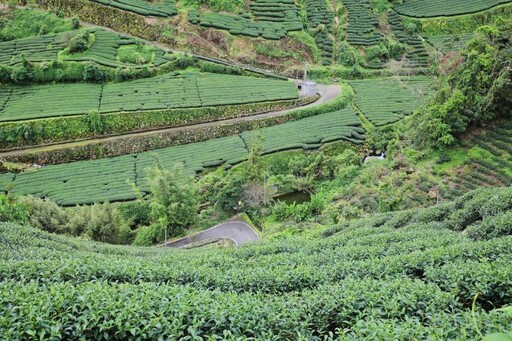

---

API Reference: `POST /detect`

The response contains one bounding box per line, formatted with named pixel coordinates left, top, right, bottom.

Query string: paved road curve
left=164, top=221, right=260, bottom=248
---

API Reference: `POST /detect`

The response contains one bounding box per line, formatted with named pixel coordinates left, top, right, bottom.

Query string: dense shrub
left=416, top=19, right=512, bottom=148
left=17, top=196, right=67, bottom=233
left=82, top=63, right=105, bottom=82
left=66, top=30, right=90, bottom=53
left=0, top=194, right=27, bottom=223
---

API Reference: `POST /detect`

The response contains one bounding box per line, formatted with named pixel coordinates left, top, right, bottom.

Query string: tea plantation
left=444, top=121, right=512, bottom=200
left=394, top=0, right=512, bottom=18
left=343, top=0, right=383, bottom=46
left=88, top=0, right=177, bottom=17
left=1, top=187, right=511, bottom=339
left=188, top=0, right=302, bottom=40
left=0, top=27, right=171, bottom=69
left=0, top=73, right=298, bottom=121
left=0, top=2, right=511, bottom=338
left=1, top=108, right=365, bottom=205
left=350, top=76, right=433, bottom=126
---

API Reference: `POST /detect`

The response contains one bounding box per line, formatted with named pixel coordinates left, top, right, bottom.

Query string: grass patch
left=0, top=9, right=74, bottom=41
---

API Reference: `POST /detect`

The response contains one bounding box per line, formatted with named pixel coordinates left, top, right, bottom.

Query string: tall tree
left=416, top=18, right=512, bottom=148
left=144, top=162, right=199, bottom=242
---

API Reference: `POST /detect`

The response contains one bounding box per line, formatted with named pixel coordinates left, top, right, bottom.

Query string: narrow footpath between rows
left=163, top=221, right=260, bottom=248
left=0, top=84, right=340, bottom=158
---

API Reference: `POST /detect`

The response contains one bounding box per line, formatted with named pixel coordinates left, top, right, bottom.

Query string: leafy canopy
left=416, top=18, right=512, bottom=148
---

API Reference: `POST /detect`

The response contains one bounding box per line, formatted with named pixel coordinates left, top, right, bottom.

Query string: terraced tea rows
left=304, top=0, right=334, bottom=65
left=250, top=0, right=303, bottom=30
left=305, top=0, right=333, bottom=28
left=188, top=0, right=302, bottom=40
left=1, top=109, right=364, bottom=205
left=1, top=186, right=511, bottom=338
left=6, top=135, right=245, bottom=205
left=343, top=0, right=384, bottom=46
left=62, top=29, right=171, bottom=68
left=0, top=33, right=70, bottom=65
left=0, top=29, right=170, bottom=68
left=0, top=73, right=298, bottom=122
left=394, top=0, right=512, bottom=18
left=426, top=33, right=475, bottom=54
left=350, top=77, right=433, bottom=126
left=1, top=83, right=102, bottom=121
left=240, top=108, right=365, bottom=154
left=389, top=12, right=429, bottom=67
left=444, top=123, right=512, bottom=200
left=89, top=0, right=177, bottom=17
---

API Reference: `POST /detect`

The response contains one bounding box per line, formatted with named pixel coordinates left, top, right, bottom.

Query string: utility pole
left=303, top=61, right=308, bottom=81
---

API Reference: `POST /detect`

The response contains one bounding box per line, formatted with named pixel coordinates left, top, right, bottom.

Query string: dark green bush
left=82, top=63, right=105, bottom=82
left=67, top=30, right=90, bottom=53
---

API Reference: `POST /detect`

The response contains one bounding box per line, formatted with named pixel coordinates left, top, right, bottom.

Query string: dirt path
left=0, top=84, right=340, bottom=158
left=164, top=221, right=260, bottom=248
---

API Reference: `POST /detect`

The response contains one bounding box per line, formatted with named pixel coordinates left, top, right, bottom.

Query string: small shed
left=297, top=81, right=318, bottom=97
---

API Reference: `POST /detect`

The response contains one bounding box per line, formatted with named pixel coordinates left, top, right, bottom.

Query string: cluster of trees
left=416, top=18, right=512, bottom=148
left=0, top=194, right=132, bottom=244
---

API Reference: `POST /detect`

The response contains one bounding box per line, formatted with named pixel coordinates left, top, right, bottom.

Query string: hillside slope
left=1, top=186, right=511, bottom=339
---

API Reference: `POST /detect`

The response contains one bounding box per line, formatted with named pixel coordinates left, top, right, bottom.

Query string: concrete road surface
left=164, top=221, right=260, bottom=248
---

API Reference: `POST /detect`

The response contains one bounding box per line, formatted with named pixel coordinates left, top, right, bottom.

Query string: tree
left=0, top=194, right=27, bottom=223
left=144, top=162, right=199, bottom=244
left=415, top=18, right=512, bottom=148
left=245, top=130, right=264, bottom=181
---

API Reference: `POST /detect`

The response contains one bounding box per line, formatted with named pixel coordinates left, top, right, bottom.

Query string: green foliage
left=14, top=195, right=131, bottom=244
left=82, top=63, right=105, bottom=82
left=338, top=42, right=364, bottom=67
left=8, top=64, right=33, bottom=84
left=288, top=30, right=320, bottom=63
left=71, top=17, right=80, bottom=29
left=117, top=43, right=154, bottom=65
left=417, top=5, right=512, bottom=36
left=144, top=163, right=200, bottom=243
left=202, top=170, right=247, bottom=214
left=0, top=9, right=73, bottom=41
left=17, top=196, right=67, bottom=233
left=416, top=19, right=512, bottom=148
left=394, top=0, right=511, bottom=18
left=272, top=193, right=325, bottom=222
left=182, top=0, right=243, bottom=12
left=69, top=202, right=132, bottom=244
left=85, top=110, right=103, bottom=135
left=1, top=187, right=512, bottom=338
left=246, top=131, right=264, bottom=181
left=66, top=30, right=90, bottom=53
left=0, top=194, right=27, bottom=223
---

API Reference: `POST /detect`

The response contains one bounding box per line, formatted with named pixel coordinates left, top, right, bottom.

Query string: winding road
left=164, top=221, right=260, bottom=248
